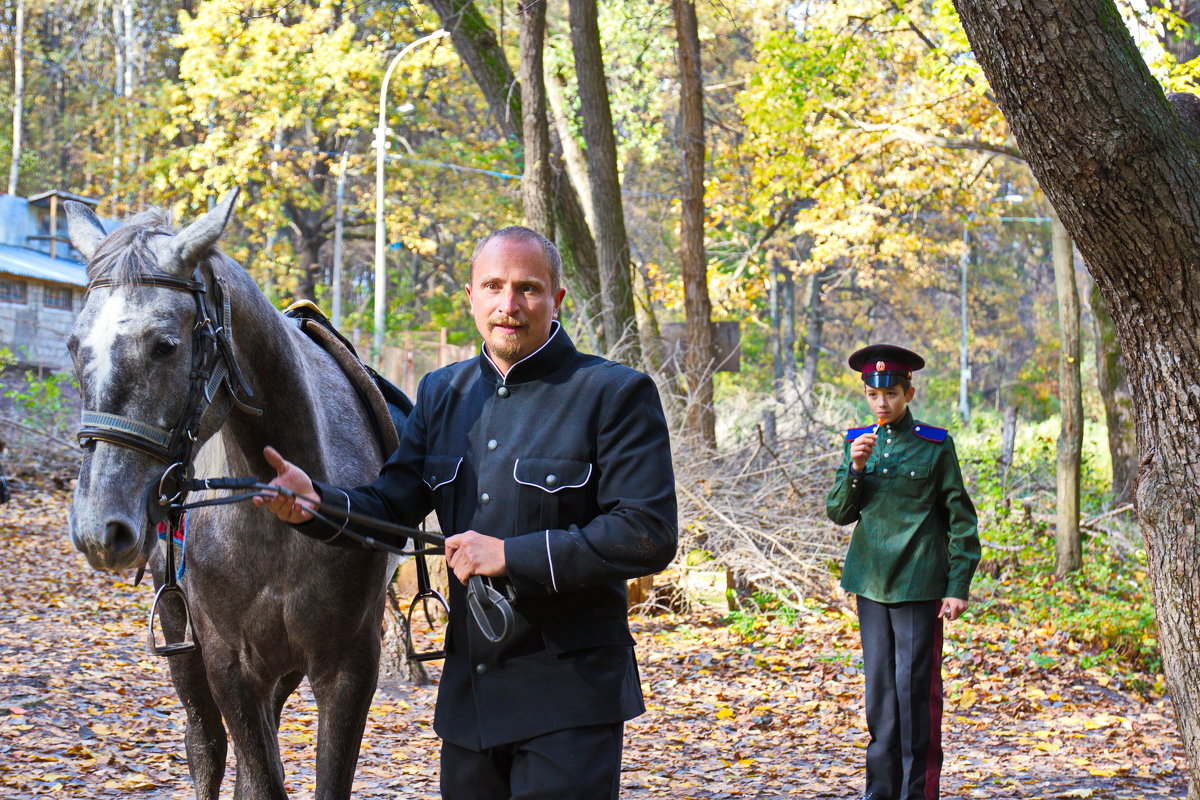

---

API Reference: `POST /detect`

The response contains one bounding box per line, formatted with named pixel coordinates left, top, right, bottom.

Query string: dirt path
left=0, top=490, right=1188, bottom=799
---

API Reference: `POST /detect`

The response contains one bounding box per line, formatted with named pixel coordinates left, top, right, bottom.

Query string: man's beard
left=488, top=318, right=528, bottom=362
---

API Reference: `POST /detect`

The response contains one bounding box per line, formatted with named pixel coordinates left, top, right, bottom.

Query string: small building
left=0, top=191, right=106, bottom=372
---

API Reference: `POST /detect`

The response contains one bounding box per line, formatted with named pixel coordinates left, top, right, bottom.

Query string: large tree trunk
left=1051, top=213, right=1082, bottom=575
left=427, top=0, right=600, bottom=307
left=673, top=0, right=715, bottom=447
left=951, top=2, right=1200, bottom=795
left=567, top=0, right=639, bottom=359
left=517, top=0, right=553, bottom=238
left=1090, top=280, right=1138, bottom=502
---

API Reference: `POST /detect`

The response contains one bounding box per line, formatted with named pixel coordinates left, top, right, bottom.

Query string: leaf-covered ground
left=0, top=489, right=1188, bottom=799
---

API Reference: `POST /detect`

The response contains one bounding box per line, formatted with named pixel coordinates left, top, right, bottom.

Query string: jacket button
left=430, top=475, right=437, bottom=482
left=497, top=386, right=510, bottom=397
left=882, top=468, right=888, bottom=475
left=480, top=492, right=491, bottom=505
left=883, top=452, right=890, bottom=458
left=545, top=474, right=558, bottom=487
left=475, top=663, right=488, bottom=675
left=487, top=439, right=498, bottom=451
left=910, top=471, right=916, bottom=477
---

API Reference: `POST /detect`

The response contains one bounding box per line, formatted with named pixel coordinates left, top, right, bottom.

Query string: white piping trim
left=423, top=457, right=463, bottom=490
left=512, top=458, right=592, bottom=493
left=321, top=488, right=351, bottom=543
left=545, top=530, right=558, bottom=593
left=481, top=320, right=562, bottom=382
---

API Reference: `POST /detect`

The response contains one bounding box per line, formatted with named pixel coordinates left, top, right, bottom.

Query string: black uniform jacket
left=300, top=323, right=678, bottom=750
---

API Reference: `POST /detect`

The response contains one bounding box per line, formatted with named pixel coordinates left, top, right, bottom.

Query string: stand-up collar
left=479, top=321, right=577, bottom=384
left=882, top=407, right=915, bottom=433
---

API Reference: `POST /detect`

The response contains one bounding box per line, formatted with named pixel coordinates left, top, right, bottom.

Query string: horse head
left=65, top=193, right=241, bottom=571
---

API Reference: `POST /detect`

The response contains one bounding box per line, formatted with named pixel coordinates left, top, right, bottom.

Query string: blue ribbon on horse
left=156, top=514, right=188, bottom=580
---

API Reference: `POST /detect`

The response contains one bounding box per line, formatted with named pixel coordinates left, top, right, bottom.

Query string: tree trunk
left=799, top=261, right=831, bottom=397
left=427, top=0, right=600, bottom=306
left=545, top=67, right=595, bottom=231
left=518, top=0, right=553, bottom=238
left=8, top=0, right=24, bottom=196
left=1052, top=214, right=1082, bottom=575
left=673, top=0, right=714, bottom=447
left=427, top=0, right=521, bottom=137
left=951, top=2, right=1200, bottom=794
left=1090, top=279, right=1138, bottom=502
left=568, top=0, right=639, bottom=359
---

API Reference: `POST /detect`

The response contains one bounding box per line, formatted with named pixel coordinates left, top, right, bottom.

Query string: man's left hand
left=939, top=597, right=968, bottom=621
left=445, top=530, right=507, bottom=585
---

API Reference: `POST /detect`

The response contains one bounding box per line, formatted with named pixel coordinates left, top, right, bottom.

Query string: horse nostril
left=103, top=521, right=138, bottom=558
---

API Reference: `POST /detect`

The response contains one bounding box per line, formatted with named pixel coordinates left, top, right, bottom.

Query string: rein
left=74, top=271, right=512, bottom=655
left=176, top=477, right=514, bottom=649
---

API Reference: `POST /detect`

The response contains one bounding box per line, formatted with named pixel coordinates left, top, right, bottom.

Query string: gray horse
left=65, top=194, right=397, bottom=800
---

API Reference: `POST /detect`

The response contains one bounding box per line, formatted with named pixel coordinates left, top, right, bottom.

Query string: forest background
left=2, top=0, right=1198, bottom=793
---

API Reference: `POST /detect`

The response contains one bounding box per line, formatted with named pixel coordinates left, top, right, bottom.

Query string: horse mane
left=89, top=208, right=206, bottom=283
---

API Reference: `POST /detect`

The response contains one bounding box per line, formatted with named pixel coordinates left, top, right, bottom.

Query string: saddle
left=283, top=301, right=413, bottom=455
left=283, top=302, right=450, bottom=660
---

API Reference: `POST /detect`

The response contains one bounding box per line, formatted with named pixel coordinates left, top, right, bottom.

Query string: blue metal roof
left=0, top=243, right=87, bottom=287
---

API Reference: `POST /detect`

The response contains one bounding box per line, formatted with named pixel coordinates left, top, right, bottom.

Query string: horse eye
left=152, top=340, right=178, bottom=358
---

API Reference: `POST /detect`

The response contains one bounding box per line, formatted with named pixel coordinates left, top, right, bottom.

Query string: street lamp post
left=373, top=29, right=449, bottom=365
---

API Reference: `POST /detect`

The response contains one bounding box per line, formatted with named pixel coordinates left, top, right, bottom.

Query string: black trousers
left=440, top=722, right=624, bottom=800
left=857, top=596, right=944, bottom=800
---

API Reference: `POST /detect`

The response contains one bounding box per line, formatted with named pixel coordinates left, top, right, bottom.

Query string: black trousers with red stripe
left=856, top=597, right=944, bottom=800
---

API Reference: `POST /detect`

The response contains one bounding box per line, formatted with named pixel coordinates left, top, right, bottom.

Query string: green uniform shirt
left=825, top=408, right=980, bottom=603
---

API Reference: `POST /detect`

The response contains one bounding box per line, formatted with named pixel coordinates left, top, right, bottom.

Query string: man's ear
left=905, top=386, right=917, bottom=402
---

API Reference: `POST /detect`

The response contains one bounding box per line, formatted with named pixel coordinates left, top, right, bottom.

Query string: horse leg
left=309, top=649, right=381, bottom=800
left=272, top=671, right=303, bottom=729
left=155, top=578, right=227, bottom=800
left=204, top=662, right=289, bottom=800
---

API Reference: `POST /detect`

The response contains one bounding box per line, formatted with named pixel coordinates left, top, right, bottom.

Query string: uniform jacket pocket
left=423, top=455, right=463, bottom=490
left=513, top=458, right=592, bottom=492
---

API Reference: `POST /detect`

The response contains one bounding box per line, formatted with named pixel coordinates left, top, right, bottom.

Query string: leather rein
left=74, top=272, right=512, bottom=655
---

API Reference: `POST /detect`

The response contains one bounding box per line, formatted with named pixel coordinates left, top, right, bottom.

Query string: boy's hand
left=939, top=597, right=968, bottom=621
left=850, top=432, right=877, bottom=471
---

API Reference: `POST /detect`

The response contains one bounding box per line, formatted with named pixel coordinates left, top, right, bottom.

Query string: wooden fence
left=349, top=329, right=476, bottom=400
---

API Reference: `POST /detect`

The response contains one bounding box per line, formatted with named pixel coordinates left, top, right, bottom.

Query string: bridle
left=76, top=270, right=261, bottom=515
left=74, top=269, right=513, bottom=655
left=75, top=268, right=262, bottom=656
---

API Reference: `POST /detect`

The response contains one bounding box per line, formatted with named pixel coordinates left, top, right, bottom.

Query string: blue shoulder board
left=844, top=424, right=876, bottom=441
left=912, top=422, right=948, bottom=443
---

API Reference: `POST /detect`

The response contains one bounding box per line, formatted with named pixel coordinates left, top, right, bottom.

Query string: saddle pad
left=284, top=303, right=411, bottom=457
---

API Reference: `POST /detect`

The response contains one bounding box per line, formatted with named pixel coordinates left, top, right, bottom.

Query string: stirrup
left=404, top=589, right=451, bottom=662
left=147, top=582, right=198, bottom=656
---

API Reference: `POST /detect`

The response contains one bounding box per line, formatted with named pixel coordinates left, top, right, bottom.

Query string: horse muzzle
left=69, top=487, right=155, bottom=571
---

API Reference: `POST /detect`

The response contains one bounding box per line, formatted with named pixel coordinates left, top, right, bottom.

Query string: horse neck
left=207, top=261, right=337, bottom=481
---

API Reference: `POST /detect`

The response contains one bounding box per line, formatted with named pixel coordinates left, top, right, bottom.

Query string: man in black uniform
left=258, top=226, right=678, bottom=799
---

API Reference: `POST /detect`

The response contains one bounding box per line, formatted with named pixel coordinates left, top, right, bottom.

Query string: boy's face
left=863, top=383, right=916, bottom=425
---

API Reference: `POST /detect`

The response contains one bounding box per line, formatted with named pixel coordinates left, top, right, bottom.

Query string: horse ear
left=65, top=201, right=107, bottom=262
left=170, top=188, right=240, bottom=272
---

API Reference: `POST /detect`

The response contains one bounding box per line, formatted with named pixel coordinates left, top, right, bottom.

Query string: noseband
left=76, top=270, right=261, bottom=517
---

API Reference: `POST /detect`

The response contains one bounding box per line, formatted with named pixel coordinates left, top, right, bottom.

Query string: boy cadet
left=825, top=344, right=980, bottom=800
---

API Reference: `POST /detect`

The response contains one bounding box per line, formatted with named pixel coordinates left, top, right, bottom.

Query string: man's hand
left=445, top=531, right=507, bottom=585
left=253, top=446, right=319, bottom=524
left=850, top=431, right=878, bottom=472
left=939, top=597, right=968, bottom=621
